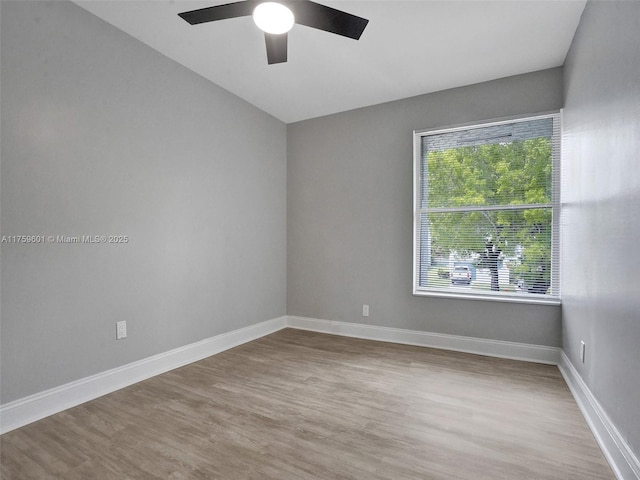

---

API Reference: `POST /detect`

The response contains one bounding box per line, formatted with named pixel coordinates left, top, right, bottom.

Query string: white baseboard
left=0, top=316, right=287, bottom=435
left=558, top=352, right=640, bottom=480
left=0, top=314, right=563, bottom=436
left=286, top=315, right=561, bottom=365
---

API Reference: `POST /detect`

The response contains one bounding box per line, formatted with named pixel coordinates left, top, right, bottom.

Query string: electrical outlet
left=116, top=321, right=127, bottom=340
left=580, top=340, right=585, bottom=363
left=362, top=304, right=369, bottom=317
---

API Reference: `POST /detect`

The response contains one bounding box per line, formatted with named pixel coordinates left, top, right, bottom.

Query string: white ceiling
left=73, top=0, right=586, bottom=123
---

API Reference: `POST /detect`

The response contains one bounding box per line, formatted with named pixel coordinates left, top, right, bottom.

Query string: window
left=413, top=113, right=560, bottom=304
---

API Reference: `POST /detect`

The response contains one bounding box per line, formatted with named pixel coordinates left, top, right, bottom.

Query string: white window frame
left=412, top=111, right=561, bottom=305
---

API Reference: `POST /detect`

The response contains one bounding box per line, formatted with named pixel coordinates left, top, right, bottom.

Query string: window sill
left=413, top=288, right=561, bottom=306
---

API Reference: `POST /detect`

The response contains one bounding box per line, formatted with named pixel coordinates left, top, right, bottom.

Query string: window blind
left=414, top=113, right=560, bottom=303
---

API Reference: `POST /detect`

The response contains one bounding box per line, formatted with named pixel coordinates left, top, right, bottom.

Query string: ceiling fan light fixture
left=253, top=2, right=295, bottom=34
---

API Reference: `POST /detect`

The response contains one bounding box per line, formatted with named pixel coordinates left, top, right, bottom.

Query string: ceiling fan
left=178, top=1, right=369, bottom=65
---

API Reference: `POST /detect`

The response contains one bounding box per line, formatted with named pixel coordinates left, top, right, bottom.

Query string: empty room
left=1, top=0, right=639, bottom=479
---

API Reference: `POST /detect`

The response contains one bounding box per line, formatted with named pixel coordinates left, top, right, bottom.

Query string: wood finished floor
left=1, top=329, right=614, bottom=480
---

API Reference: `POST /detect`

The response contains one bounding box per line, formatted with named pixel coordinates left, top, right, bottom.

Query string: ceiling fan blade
left=178, top=1, right=260, bottom=25
left=286, top=0, right=368, bottom=40
left=265, top=33, right=288, bottom=64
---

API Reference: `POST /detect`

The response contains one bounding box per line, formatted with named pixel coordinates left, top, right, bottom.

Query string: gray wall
left=0, top=1, right=287, bottom=404
left=287, top=69, right=563, bottom=346
left=562, top=0, right=640, bottom=457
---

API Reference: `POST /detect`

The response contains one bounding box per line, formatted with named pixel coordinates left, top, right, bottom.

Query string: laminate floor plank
left=1, top=329, right=614, bottom=479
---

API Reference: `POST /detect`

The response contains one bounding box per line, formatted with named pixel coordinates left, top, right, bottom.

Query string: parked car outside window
left=451, top=266, right=471, bottom=285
